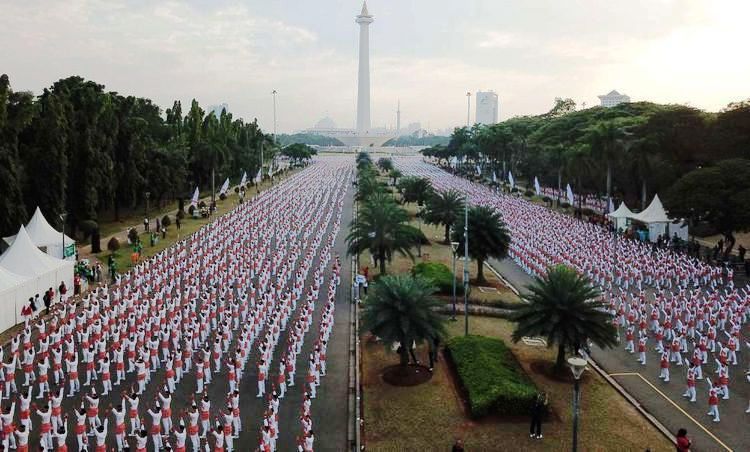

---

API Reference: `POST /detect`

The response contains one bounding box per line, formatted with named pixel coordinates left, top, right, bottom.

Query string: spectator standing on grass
left=43, top=288, right=52, bottom=315
left=144, top=217, right=149, bottom=232
left=58, top=281, right=67, bottom=302
left=675, top=428, right=691, bottom=451
left=529, top=392, right=548, bottom=439
left=176, top=216, right=181, bottom=231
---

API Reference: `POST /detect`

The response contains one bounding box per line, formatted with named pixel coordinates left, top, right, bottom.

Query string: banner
left=492, top=171, right=497, bottom=183
left=219, top=178, right=230, bottom=195
left=239, top=171, right=247, bottom=187
left=254, top=169, right=262, bottom=183
left=190, top=187, right=200, bottom=207
left=64, top=243, right=76, bottom=259
left=508, top=171, right=515, bottom=189
left=608, top=197, right=615, bottom=213
left=534, top=177, right=541, bottom=196
left=566, top=183, right=574, bottom=205
left=476, top=165, right=481, bottom=175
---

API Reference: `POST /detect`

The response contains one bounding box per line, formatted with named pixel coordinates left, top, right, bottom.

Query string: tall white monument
left=356, top=1, right=373, bottom=134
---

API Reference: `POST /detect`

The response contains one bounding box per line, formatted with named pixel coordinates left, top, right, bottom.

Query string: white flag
left=608, top=197, right=615, bottom=213
left=476, top=165, right=481, bottom=175
left=254, top=169, right=262, bottom=183
left=492, top=171, right=497, bottom=183
left=239, top=171, right=247, bottom=187
left=566, top=183, right=574, bottom=205
left=534, top=177, right=541, bottom=195
left=190, top=187, right=200, bottom=207
left=508, top=171, right=515, bottom=189
left=219, top=178, right=230, bottom=195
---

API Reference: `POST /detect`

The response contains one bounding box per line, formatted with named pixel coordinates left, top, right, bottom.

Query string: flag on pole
left=476, top=165, right=481, bottom=175
left=492, top=171, right=497, bottom=183
left=608, top=197, right=615, bottom=213
left=219, top=178, right=230, bottom=195
left=566, top=183, right=574, bottom=205
left=534, top=176, right=541, bottom=195
left=190, top=187, right=200, bottom=207
left=239, top=171, right=247, bottom=187
left=254, top=169, right=262, bottom=183
left=508, top=171, right=515, bottom=189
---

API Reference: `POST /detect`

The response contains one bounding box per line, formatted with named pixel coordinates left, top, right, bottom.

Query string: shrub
left=198, top=200, right=207, bottom=208
left=234, top=187, right=240, bottom=194
left=541, top=196, right=551, bottom=203
left=219, top=193, right=227, bottom=201
left=161, top=215, right=171, bottom=228
left=412, top=262, right=462, bottom=295
left=107, top=237, right=120, bottom=253
left=447, top=335, right=539, bottom=418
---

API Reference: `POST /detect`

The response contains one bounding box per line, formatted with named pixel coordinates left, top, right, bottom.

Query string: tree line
left=0, top=74, right=275, bottom=238
left=422, top=98, right=750, bottom=240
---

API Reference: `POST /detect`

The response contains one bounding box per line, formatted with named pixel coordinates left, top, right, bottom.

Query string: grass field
left=362, top=315, right=672, bottom=451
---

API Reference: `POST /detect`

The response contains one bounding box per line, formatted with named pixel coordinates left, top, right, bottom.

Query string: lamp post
left=145, top=192, right=151, bottom=222
left=451, top=239, right=459, bottom=321
left=466, top=92, right=471, bottom=127
left=568, top=356, right=588, bottom=452
left=416, top=207, right=422, bottom=258
left=59, top=212, right=68, bottom=260
left=272, top=90, right=278, bottom=145
left=463, top=198, right=469, bottom=336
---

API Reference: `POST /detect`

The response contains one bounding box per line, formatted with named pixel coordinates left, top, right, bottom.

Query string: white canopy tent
left=607, top=202, right=635, bottom=232
left=0, top=266, right=30, bottom=332
left=3, top=207, right=76, bottom=260
left=0, top=226, right=74, bottom=329
left=630, top=194, right=672, bottom=242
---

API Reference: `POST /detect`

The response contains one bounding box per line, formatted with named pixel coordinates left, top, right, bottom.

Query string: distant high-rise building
left=396, top=100, right=401, bottom=134
left=598, top=90, right=630, bottom=108
left=475, top=91, right=499, bottom=125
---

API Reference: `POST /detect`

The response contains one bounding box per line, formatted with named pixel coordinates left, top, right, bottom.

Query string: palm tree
left=377, top=157, right=394, bottom=172
left=347, top=193, right=424, bottom=274
left=509, top=265, right=617, bottom=372
left=423, top=189, right=465, bottom=243
left=398, top=176, right=433, bottom=206
left=388, top=168, right=402, bottom=186
left=451, top=205, right=510, bottom=284
left=362, top=274, right=447, bottom=370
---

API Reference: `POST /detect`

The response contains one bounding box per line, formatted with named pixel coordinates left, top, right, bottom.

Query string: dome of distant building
left=314, top=117, right=337, bottom=129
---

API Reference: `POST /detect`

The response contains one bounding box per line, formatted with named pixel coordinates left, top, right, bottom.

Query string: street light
left=272, top=90, right=278, bottom=145
left=144, top=192, right=151, bottom=222
left=59, top=212, right=68, bottom=260
left=450, top=239, right=459, bottom=321
left=463, top=198, right=469, bottom=336
left=568, top=356, right=588, bottom=452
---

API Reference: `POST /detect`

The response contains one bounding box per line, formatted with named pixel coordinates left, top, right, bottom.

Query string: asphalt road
left=490, top=257, right=748, bottom=452
left=2, top=160, right=353, bottom=451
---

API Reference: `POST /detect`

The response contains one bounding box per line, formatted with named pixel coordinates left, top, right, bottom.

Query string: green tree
left=423, top=189, right=465, bottom=243
left=451, top=205, right=511, bottom=284
left=0, top=74, right=31, bottom=234
left=387, top=168, right=402, bottom=186
left=362, top=274, right=446, bottom=370
left=377, top=157, right=393, bottom=172
left=398, top=176, right=433, bottom=206
left=509, top=265, right=617, bottom=372
left=347, top=193, right=424, bottom=274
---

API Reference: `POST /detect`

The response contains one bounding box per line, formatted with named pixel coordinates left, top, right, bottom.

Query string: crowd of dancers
left=399, top=157, right=750, bottom=424
left=0, top=158, right=352, bottom=451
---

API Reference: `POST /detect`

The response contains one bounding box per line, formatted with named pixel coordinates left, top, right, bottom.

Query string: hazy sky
left=1, top=0, right=748, bottom=133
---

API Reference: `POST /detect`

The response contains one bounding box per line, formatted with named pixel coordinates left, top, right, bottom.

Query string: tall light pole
left=463, top=198, right=469, bottom=336
left=145, top=192, right=151, bottom=221
left=466, top=92, right=471, bottom=127
left=568, top=357, right=588, bottom=452
left=60, top=212, right=68, bottom=260
left=451, top=238, right=459, bottom=321
left=272, top=90, right=278, bottom=145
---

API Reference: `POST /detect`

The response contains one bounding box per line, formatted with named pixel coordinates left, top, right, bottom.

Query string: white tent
left=607, top=202, right=635, bottom=231
left=630, top=194, right=671, bottom=242
left=0, top=226, right=74, bottom=329
left=0, top=266, right=30, bottom=332
left=3, top=207, right=76, bottom=260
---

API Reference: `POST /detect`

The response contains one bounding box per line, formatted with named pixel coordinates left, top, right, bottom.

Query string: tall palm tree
left=423, top=189, right=465, bottom=243
left=347, top=192, right=424, bottom=274
left=451, top=205, right=510, bottom=284
left=398, top=176, right=433, bottom=206
left=388, top=168, right=402, bottom=186
left=362, top=274, right=447, bottom=369
left=509, top=265, right=617, bottom=372
left=377, top=157, right=394, bottom=172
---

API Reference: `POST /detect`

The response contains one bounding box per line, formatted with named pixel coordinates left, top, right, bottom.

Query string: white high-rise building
left=475, top=91, right=499, bottom=125
left=355, top=1, right=373, bottom=134
left=598, top=90, right=631, bottom=108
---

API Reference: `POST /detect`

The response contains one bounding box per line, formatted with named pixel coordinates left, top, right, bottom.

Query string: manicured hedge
left=412, top=262, right=463, bottom=295
left=447, top=335, right=538, bottom=418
